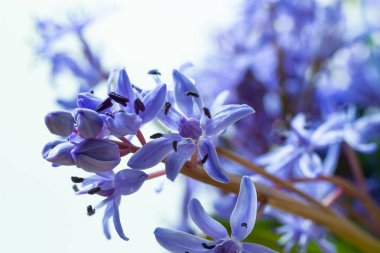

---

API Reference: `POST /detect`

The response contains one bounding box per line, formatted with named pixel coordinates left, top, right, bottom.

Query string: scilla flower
left=72, top=169, right=148, bottom=240
left=128, top=70, right=254, bottom=183
left=154, top=176, right=277, bottom=253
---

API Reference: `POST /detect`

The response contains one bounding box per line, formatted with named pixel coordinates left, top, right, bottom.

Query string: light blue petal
left=188, top=198, right=229, bottom=240
left=112, top=196, right=129, bottom=241
left=230, top=176, right=257, bottom=241
left=154, top=227, right=213, bottom=252
left=198, top=137, right=229, bottom=183
left=106, top=111, right=142, bottom=137
left=102, top=202, right=113, bottom=240
left=140, top=84, right=167, bottom=124
left=157, top=105, right=182, bottom=131
left=202, top=104, right=254, bottom=136
left=73, top=108, right=103, bottom=138
left=114, top=169, right=148, bottom=195
left=242, top=243, right=278, bottom=253
left=128, top=134, right=181, bottom=169
left=165, top=141, right=195, bottom=181
left=344, top=127, right=377, bottom=153
left=297, top=152, right=323, bottom=178
left=107, top=68, right=135, bottom=103
left=173, top=69, right=203, bottom=119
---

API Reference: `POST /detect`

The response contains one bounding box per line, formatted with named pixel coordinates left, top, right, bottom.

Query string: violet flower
left=73, top=169, right=148, bottom=240
left=128, top=70, right=254, bottom=183
left=154, top=176, right=277, bottom=252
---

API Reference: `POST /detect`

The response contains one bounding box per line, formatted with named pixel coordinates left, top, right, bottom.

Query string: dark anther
left=241, top=222, right=248, bottom=228
left=90, top=90, right=94, bottom=94
left=88, top=187, right=101, bottom=195
left=202, top=243, right=215, bottom=249
left=96, top=97, right=113, bottom=112
left=150, top=133, right=164, bottom=139
left=72, top=185, right=79, bottom=192
left=71, top=176, right=84, bottom=183
left=87, top=205, right=95, bottom=216
left=203, top=107, right=211, bottom=119
left=164, top=102, right=171, bottom=115
left=185, top=91, right=199, bottom=97
left=134, top=98, right=145, bottom=114
left=172, top=140, right=178, bottom=152
left=148, top=69, right=161, bottom=75
left=200, top=154, right=208, bottom=164
left=108, top=92, right=129, bottom=106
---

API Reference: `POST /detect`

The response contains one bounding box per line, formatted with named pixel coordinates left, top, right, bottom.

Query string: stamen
left=134, top=99, right=145, bottom=114
left=88, top=187, right=101, bottom=195
left=200, top=154, right=208, bottom=164
left=203, top=107, right=211, bottom=119
left=185, top=91, right=199, bottom=97
left=71, top=176, right=84, bottom=183
left=148, top=69, right=161, bottom=75
left=172, top=140, right=178, bottom=152
left=90, top=90, right=94, bottom=94
left=202, top=243, right=215, bottom=249
left=150, top=133, right=164, bottom=139
left=96, top=97, right=113, bottom=112
left=87, top=205, right=95, bottom=216
left=164, top=102, right=171, bottom=115
left=241, top=222, right=248, bottom=228
left=72, top=185, right=79, bottom=192
left=108, top=92, right=129, bottom=106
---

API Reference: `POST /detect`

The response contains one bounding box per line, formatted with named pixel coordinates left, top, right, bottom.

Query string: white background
left=0, top=0, right=238, bottom=252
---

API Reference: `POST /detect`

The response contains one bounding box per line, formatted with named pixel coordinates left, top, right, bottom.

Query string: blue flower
left=71, top=139, right=121, bottom=172
left=154, top=176, right=277, bottom=252
left=73, top=169, right=148, bottom=240
left=128, top=70, right=254, bottom=182
left=42, top=140, right=76, bottom=166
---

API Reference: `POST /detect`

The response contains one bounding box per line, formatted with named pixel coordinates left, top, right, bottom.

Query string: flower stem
left=343, top=142, right=368, bottom=192
left=136, top=130, right=147, bottom=146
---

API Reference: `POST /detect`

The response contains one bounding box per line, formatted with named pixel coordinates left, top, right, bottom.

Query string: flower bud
left=71, top=139, right=120, bottom=172
left=45, top=111, right=74, bottom=136
left=73, top=108, right=104, bottom=138
left=42, top=140, right=76, bottom=166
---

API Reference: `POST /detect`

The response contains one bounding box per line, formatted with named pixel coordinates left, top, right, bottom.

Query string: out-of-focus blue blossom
left=36, top=13, right=108, bottom=108
left=128, top=70, right=254, bottom=183
left=44, top=111, right=74, bottom=136
left=73, top=169, right=148, bottom=240
left=71, top=139, right=120, bottom=172
left=42, top=140, right=76, bottom=166
left=155, top=176, right=277, bottom=253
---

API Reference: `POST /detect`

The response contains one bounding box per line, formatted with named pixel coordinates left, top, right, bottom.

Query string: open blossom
left=128, top=70, right=254, bottom=183
left=154, top=176, right=277, bottom=253
left=72, top=169, right=148, bottom=240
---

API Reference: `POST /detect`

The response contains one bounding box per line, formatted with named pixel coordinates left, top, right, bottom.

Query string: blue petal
left=154, top=227, right=213, bottom=252
left=71, top=139, right=121, bottom=172
left=73, top=108, right=104, bottom=138
left=173, top=69, right=203, bottom=119
left=165, top=141, right=195, bottom=181
left=77, top=92, right=104, bottom=111
left=344, top=127, right=377, bottom=153
left=242, top=243, right=278, bottom=253
left=140, top=84, right=167, bottom=124
left=197, top=137, right=229, bottom=183
left=128, top=134, right=181, bottom=169
left=102, top=201, right=113, bottom=240
left=107, top=68, right=135, bottom=103
left=157, top=104, right=182, bottom=131
left=297, top=152, right=323, bottom=178
left=114, top=169, right=148, bottom=195
left=188, top=198, right=229, bottom=240
left=112, top=196, right=129, bottom=241
left=42, top=140, right=76, bottom=166
left=202, top=104, right=254, bottom=136
left=106, top=111, right=142, bottom=137
left=45, top=111, right=74, bottom=136
left=230, top=176, right=257, bottom=241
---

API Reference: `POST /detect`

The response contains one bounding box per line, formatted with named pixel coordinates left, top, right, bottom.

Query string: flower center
left=214, top=240, right=240, bottom=253
left=178, top=117, right=202, bottom=141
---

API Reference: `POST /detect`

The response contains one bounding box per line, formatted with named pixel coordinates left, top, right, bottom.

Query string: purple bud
left=114, top=169, right=148, bottom=195
left=42, top=140, right=76, bottom=166
left=71, top=139, right=120, bottom=172
left=73, top=108, right=104, bottom=139
left=45, top=111, right=74, bottom=136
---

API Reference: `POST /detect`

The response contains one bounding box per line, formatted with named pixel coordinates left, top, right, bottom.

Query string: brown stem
left=180, top=164, right=380, bottom=253
left=216, top=147, right=333, bottom=214
left=343, top=142, right=368, bottom=192
left=136, top=130, right=147, bottom=145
